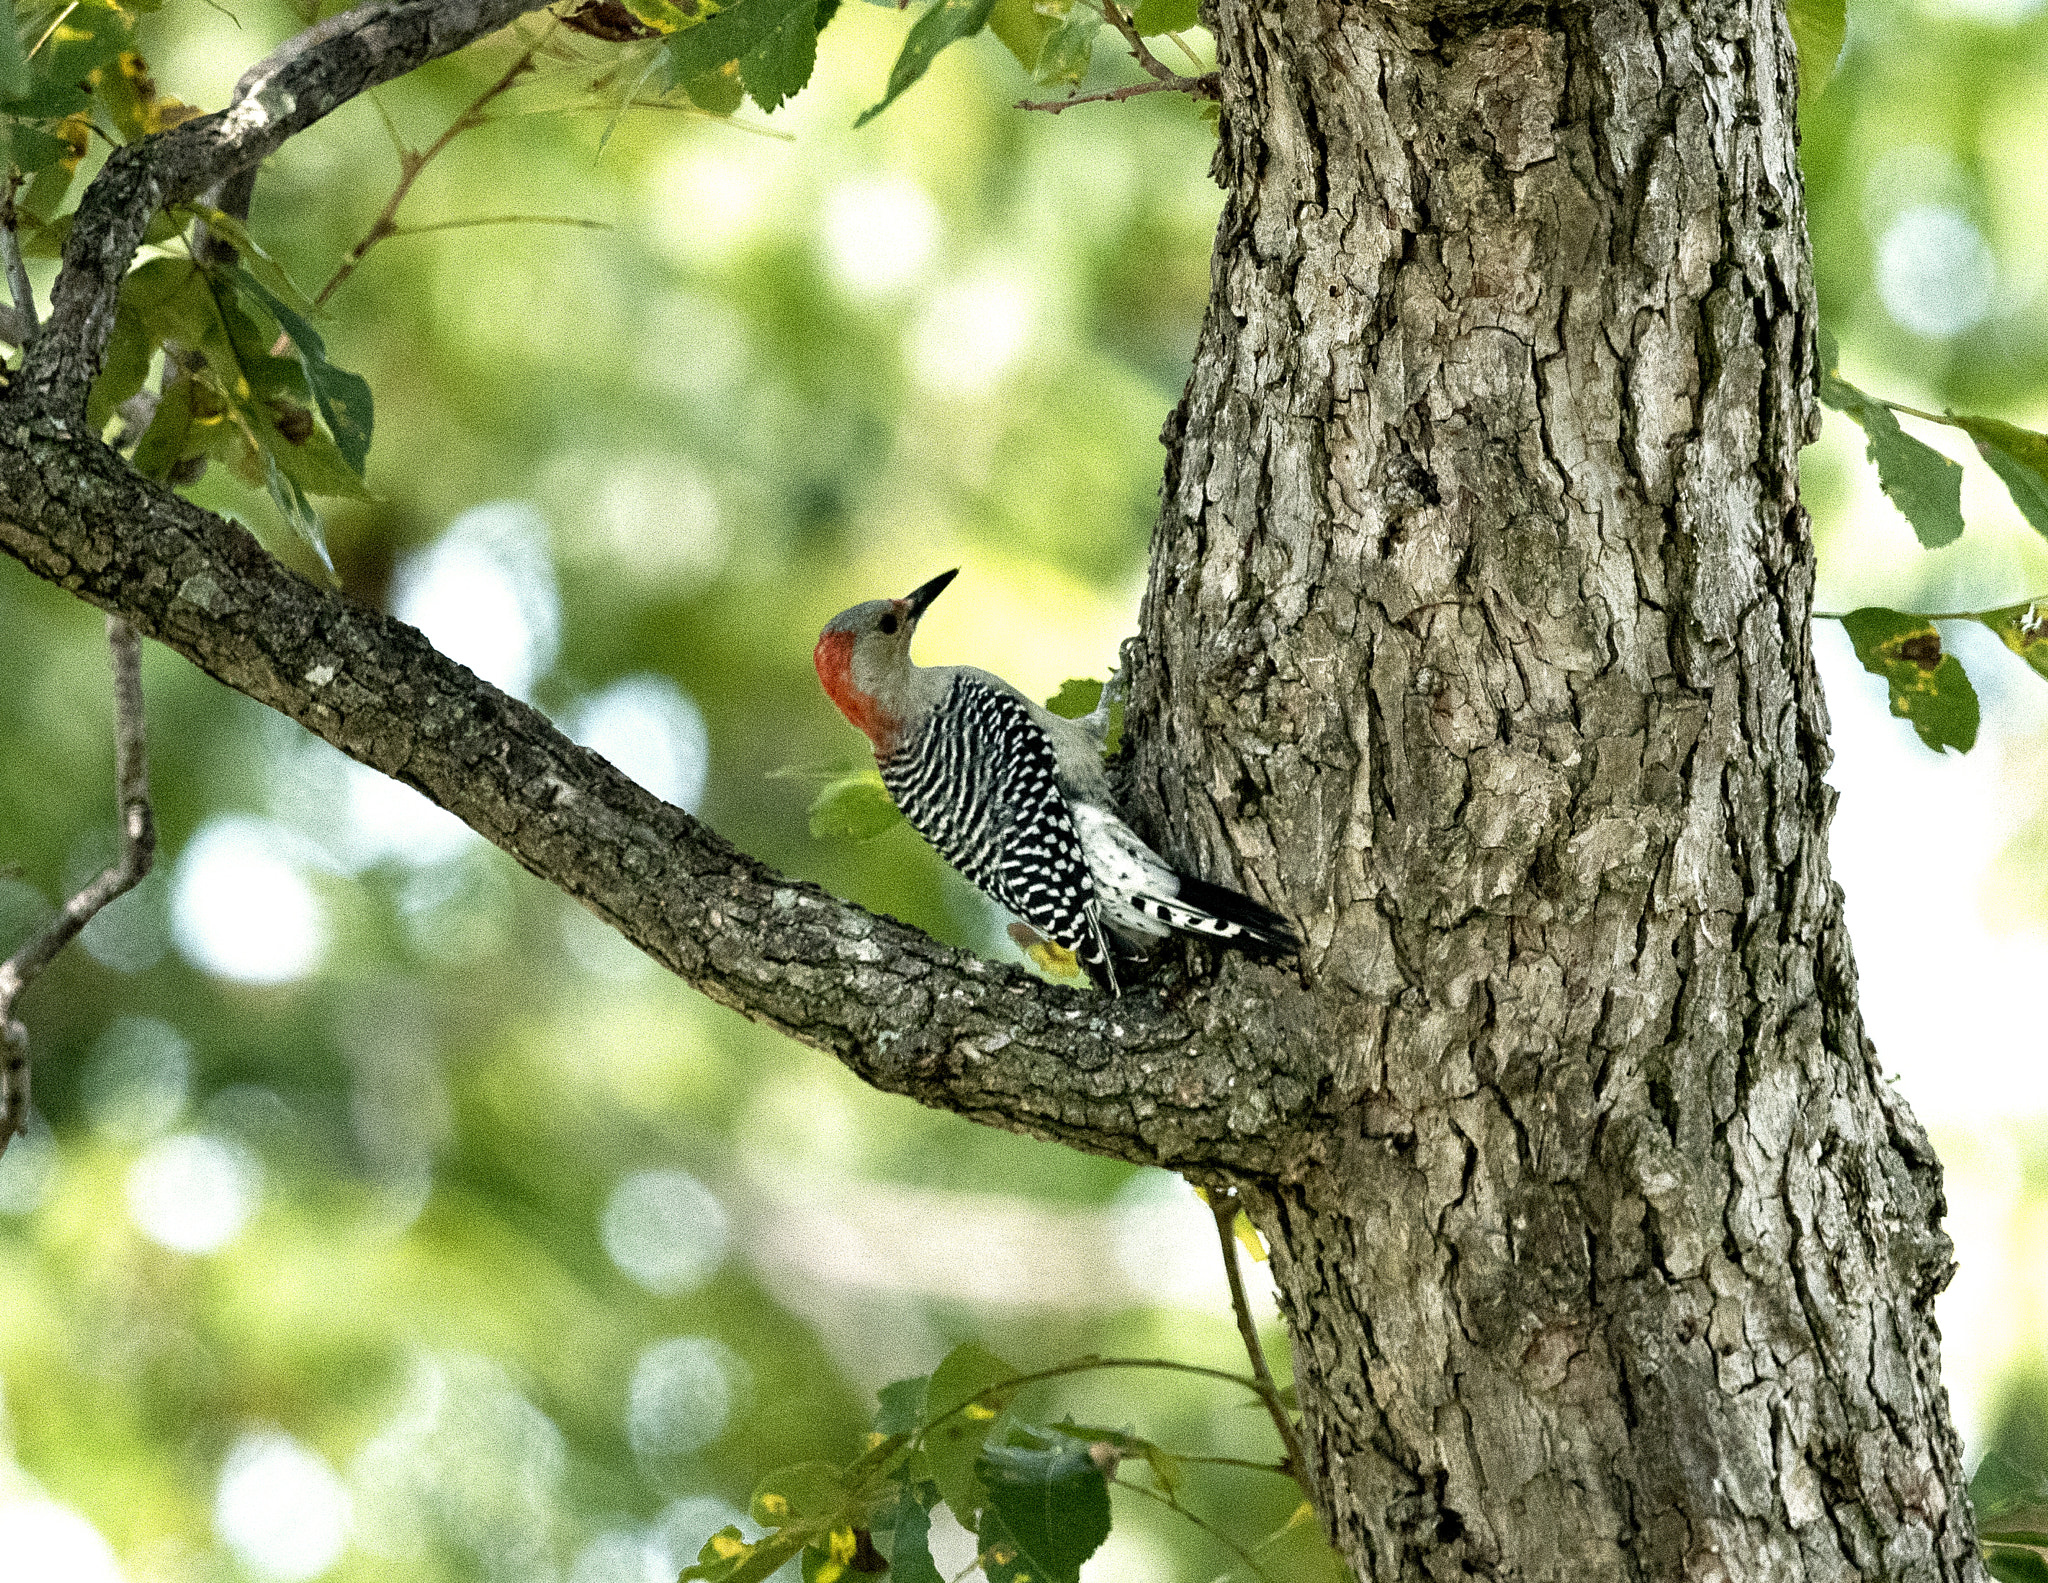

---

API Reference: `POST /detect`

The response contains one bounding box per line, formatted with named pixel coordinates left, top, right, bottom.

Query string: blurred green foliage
left=4, top=0, right=2048, bottom=1576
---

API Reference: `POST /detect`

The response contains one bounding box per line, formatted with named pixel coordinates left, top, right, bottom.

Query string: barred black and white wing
left=880, top=674, right=1104, bottom=962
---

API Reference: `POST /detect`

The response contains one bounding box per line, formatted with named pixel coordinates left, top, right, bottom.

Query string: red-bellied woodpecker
left=813, top=569, right=1297, bottom=991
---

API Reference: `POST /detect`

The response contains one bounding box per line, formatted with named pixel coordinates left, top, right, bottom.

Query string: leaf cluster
left=610, top=0, right=1205, bottom=125
left=1, top=1, right=198, bottom=237
left=1817, top=330, right=2048, bottom=755
left=683, top=1343, right=1309, bottom=1583
left=4, top=5, right=376, bottom=564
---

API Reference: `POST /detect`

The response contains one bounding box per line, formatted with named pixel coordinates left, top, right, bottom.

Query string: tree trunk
left=1127, top=0, right=1981, bottom=1576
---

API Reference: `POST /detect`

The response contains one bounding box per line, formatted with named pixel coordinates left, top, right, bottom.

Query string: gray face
left=818, top=571, right=959, bottom=703
left=824, top=597, right=919, bottom=701
left=821, top=598, right=907, bottom=640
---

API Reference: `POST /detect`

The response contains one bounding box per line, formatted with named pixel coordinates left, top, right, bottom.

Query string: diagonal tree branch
left=0, top=429, right=1313, bottom=1169
left=0, top=0, right=1308, bottom=1173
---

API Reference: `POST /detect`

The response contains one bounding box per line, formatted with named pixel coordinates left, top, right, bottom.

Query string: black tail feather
left=1159, top=875, right=1299, bottom=955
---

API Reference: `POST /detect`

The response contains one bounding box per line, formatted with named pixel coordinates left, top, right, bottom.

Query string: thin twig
left=1172, top=1453, right=1297, bottom=1475
left=1209, top=1189, right=1309, bottom=1491
left=1160, top=27, right=1206, bottom=72
left=915, top=1354, right=1270, bottom=1444
left=1017, top=78, right=1200, bottom=114
left=0, top=617, right=156, bottom=1150
left=1018, top=0, right=1219, bottom=112
left=392, top=213, right=609, bottom=237
left=1, top=174, right=39, bottom=333
left=1098, top=0, right=1218, bottom=96
left=27, top=1, right=80, bottom=59
left=313, top=32, right=551, bottom=308
left=1110, top=1473, right=1284, bottom=1583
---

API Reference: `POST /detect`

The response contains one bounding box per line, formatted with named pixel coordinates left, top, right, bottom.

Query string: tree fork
left=1127, top=0, right=1979, bottom=1575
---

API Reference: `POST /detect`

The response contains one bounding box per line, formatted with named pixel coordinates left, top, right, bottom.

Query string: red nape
left=813, top=629, right=901, bottom=752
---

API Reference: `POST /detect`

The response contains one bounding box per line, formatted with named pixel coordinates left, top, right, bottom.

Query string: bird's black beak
left=902, top=568, right=959, bottom=620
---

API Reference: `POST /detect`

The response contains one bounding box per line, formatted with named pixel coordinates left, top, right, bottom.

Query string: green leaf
left=854, top=0, right=1001, bottom=128
left=986, top=0, right=1059, bottom=72
left=1132, top=0, right=1198, bottom=35
left=1044, top=679, right=1102, bottom=718
left=0, top=2, right=30, bottom=100
left=263, top=414, right=376, bottom=501
left=25, top=3, right=132, bottom=115
left=5, top=123, right=74, bottom=183
left=1986, top=1546, right=2048, bottom=1583
left=261, top=450, right=338, bottom=571
left=621, top=0, right=703, bottom=30
left=89, top=284, right=155, bottom=437
left=875, top=1376, right=931, bottom=1436
left=121, top=258, right=214, bottom=350
left=738, top=0, right=820, bottom=110
left=1840, top=607, right=1980, bottom=755
left=809, top=769, right=903, bottom=840
left=749, top=1462, right=851, bottom=1529
left=1785, top=0, right=1846, bottom=96
left=976, top=1434, right=1112, bottom=1583
left=1985, top=1534, right=2048, bottom=1549
left=873, top=1483, right=944, bottom=1583
left=1032, top=6, right=1100, bottom=83
left=799, top=1527, right=864, bottom=1583
left=666, top=0, right=818, bottom=89
left=924, top=1343, right=1022, bottom=1528
left=208, top=288, right=310, bottom=406
left=1973, top=600, right=2048, bottom=684
left=1818, top=374, right=1965, bottom=549
left=233, top=267, right=376, bottom=477
left=186, top=209, right=320, bottom=318
left=130, top=376, right=199, bottom=481
left=682, top=61, right=746, bottom=113
left=679, top=1524, right=809, bottom=1583
left=1951, top=414, right=2048, bottom=541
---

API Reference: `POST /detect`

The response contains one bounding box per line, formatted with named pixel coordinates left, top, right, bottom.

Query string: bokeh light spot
left=82, top=1016, right=192, bottom=1143
left=392, top=501, right=561, bottom=701
left=342, top=760, right=477, bottom=869
left=569, top=1528, right=672, bottom=1583
left=571, top=676, right=712, bottom=813
left=1876, top=204, right=1995, bottom=339
left=351, top=1352, right=566, bottom=1572
left=628, top=1337, right=745, bottom=1465
left=171, top=817, right=329, bottom=985
left=602, top=1168, right=730, bottom=1295
left=214, top=1431, right=353, bottom=1582
left=0, top=1497, right=126, bottom=1583
left=126, top=1132, right=261, bottom=1253
left=822, top=176, right=941, bottom=297
left=908, top=272, right=1034, bottom=395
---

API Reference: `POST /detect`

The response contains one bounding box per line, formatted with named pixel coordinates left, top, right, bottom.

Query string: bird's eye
left=879, top=613, right=899, bottom=635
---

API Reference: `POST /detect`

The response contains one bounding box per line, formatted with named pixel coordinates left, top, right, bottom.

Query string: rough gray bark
left=1125, top=0, right=1982, bottom=1575
left=0, top=0, right=1985, bottom=1578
